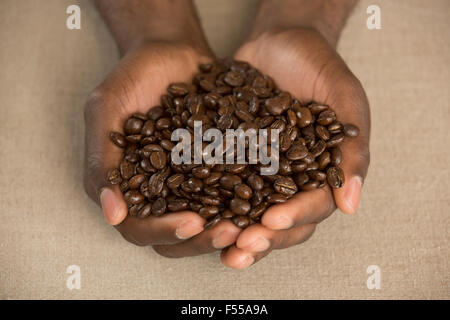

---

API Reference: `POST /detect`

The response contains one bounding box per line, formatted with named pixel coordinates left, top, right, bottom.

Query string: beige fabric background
left=0, top=0, right=448, bottom=300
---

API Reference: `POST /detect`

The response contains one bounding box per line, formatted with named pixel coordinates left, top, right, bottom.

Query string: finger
left=152, top=219, right=242, bottom=258
left=328, top=76, right=371, bottom=214
left=260, top=185, right=336, bottom=230
left=221, top=223, right=316, bottom=269
left=116, top=210, right=206, bottom=246
left=84, top=91, right=130, bottom=225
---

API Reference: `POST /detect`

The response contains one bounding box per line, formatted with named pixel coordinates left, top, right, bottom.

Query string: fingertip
left=220, top=246, right=255, bottom=269
left=100, top=188, right=127, bottom=225
left=335, top=176, right=362, bottom=215
left=261, top=212, right=293, bottom=230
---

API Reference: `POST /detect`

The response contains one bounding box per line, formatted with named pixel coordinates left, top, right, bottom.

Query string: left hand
left=220, top=27, right=371, bottom=269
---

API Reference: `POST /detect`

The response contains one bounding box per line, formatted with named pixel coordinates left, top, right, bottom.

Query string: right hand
left=84, top=41, right=242, bottom=250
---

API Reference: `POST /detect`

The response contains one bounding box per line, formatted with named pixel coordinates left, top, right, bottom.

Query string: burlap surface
left=0, top=0, right=448, bottom=299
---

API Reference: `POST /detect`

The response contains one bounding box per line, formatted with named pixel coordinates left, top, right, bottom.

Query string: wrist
left=247, top=0, right=358, bottom=47
left=95, top=0, right=212, bottom=56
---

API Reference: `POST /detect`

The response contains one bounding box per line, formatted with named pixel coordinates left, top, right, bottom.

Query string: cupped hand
left=84, top=41, right=242, bottom=250
left=221, top=28, right=370, bottom=269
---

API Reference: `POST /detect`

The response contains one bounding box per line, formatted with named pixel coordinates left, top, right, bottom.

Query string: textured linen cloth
left=0, top=0, right=448, bottom=299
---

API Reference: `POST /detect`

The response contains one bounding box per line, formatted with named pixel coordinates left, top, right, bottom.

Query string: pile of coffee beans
left=107, top=59, right=359, bottom=229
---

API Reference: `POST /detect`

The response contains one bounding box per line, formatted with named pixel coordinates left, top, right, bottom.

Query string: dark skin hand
left=154, top=0, right=371, bottom=269
left=85, top=0, right=242, bottom=249
left=85, top=0, right=370, bottom=268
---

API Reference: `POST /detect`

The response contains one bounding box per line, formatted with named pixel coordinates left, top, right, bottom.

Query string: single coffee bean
left=232, top=215, right=250, bottom=228
left=120, top=160, right=136, bottom=180
left=248, top=202, right=268, bottom=220
left=266, top=193, right=288, bottom=204
left=234, top=183, right=253, bottom=200
left=330, top=147, right=342, bottom=166
left=293, top=172, right=309, bottom=186
left=310, top=140, right=326, bottom=158
left=124, top=117, right=144, bottom=135
left=309, top=103, right=328, bottom=115
left=220, top=174, right=242, bottom=190
left=124, top=190, right=145, bottom=205
left=326, top=133, right=345, bottom=148
left=168, top=83, right=191, bottom=96
left=150, top=151, right=166, bottom=170
left=301, top=181, right=320, bottom=191
left=327, top=166, right=345, bottom=188
left=149, top=173, right=164, bottom=196
left=199, top=206, right=219, bottom=219
left=107, top=168, right=122, bottom=184
left=229, top=198, right=251, bottom=215
left=128, top=174, right=146, bottom=189
left=343, top=124, right=360, bottom=137
left=308, top=170, right=327, bottom=182
left=110, top=132, right=127, bottom=148
left=137, top=203, right=152, bottom=219
left=224, top=71, right=244, bottom=87
left=273, top=177, right=298, bottom=196
left=286, top=144, right=308, bottom=160
left=317, top=151, right=331, bottom=169
left=167, top=198, right=189, bottom=212
left=317, top=110, right=336, bottom=125
left=151, top=198, right=166, bottom=216
left=315, top=125, right=331, bottom=141
left=204, top=215, right=222, bottom=229
left=296, top=107, right=313, bottom=128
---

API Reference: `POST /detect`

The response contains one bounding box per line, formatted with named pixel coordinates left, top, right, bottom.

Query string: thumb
left=328, top=77, right=371, bottom=214
left=84, top=91, right=128, bottom=225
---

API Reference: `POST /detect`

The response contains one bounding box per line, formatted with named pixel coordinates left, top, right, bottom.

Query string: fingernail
left=176, top=221, right=204, bottom=240
left=100, top=188, right=120, bottom=225
left=241, top=236, right=271, bottom=252
left=344, top=176, right=363, bottom=214
left=269, top=215, right=293, bottom=230
left=212, top=231, right=233, bottom=249
left=236, top=254, right=255, bottom=269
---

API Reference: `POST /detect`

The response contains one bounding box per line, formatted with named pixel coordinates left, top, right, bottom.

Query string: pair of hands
left=84, top=5, right=370, bottom=269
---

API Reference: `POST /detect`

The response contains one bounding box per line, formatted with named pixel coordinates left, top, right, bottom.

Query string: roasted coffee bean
left=326, top=133, right=345, bottom=148
left=248, top=202, right=267, bottom=220
left=149, top=173, right=164, bottom=196
left=168, top=83, right=191, bottom=96
left=128, top=174, right=146, bottom=189
left=330, top=147, right=342, bottom=166
left=273, top=177, right=298, bottom=196
left=291, top=160, right=308, bottom=173
left=317, top=151, right=331, bottom=169
left=204, top=215, right=222, bottom=229
left=138, top=203, right=152, bottom=219
left=327, top=121, right=343, bottom=134
left=230, top=198, right=251, bottom=215
left=310, top=140, right=326, bottom=157
left=167, top=198, right=189, bottom=212
left=315, top=125, right=331, bottom=141
left=224, top=71, right=244, bottom=87
left=294, top=172, right=309, bottom=186
left=343, top=124, right=360, bottom=137
left=124, top=190, right=145, bottom=205
left=327, top=166, right=345, bottom=188
left=120, top=160, right=135, bottom=179
left=204, top=172, right=222, bottom=185
left=308, top=170, right=327, bottom=182
left=150, top=151, right=166, bottom=170
left=110, top=132, right=127, bottom=148
left=265, top=93, right=291, bottom=116
left=220, top=174, right=242, bottom=190
left=309, top=103, right=328, bottom=115
left=317, top=110, right=336, bottom=125
left=266, top=193, right=288, bottom=204
left=222, top=209, right=235, bottom=219
left=107, top=59, right=359, bottom=228
left=301, top=181, right=320, bottom=191
left=286, top=144, right=308, bottom=160
left=199, top=206, right=219, bottom=219
left=234, top=183, right=252, bottom=200
left=107, top=168, right=122, bottom=184
left=124, top=117, right=144, bottom=135
left=296, top=107, right=313, bottom=128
